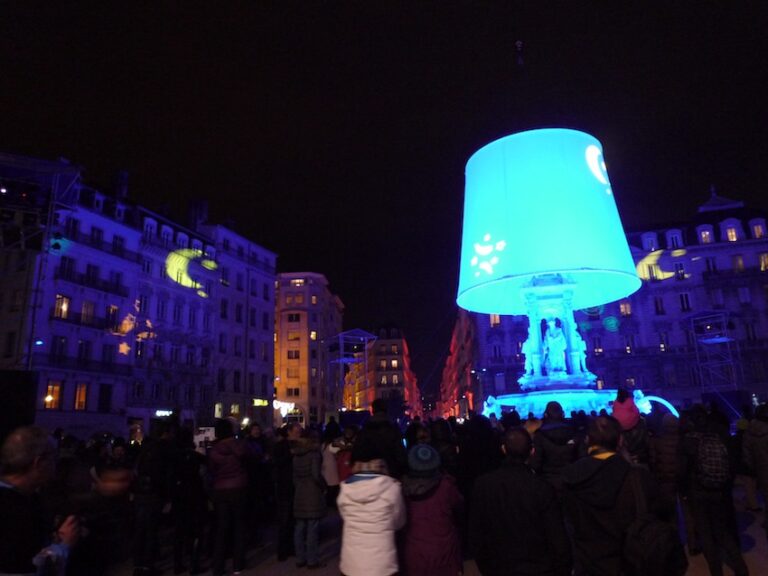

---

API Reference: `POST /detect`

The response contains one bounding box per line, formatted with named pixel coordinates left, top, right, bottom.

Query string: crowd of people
left=1, top=392, right=766, bottom=576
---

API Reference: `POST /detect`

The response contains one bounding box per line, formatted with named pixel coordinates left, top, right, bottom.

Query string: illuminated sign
left=252, top=398, right=269, bottom=407
left=272, top=400, right=295, bottom=417
left=165, top=249, right=218, bottom=298
left=155, top=409, right=173, bottom=417
left=457, top=129, right=640, bottom=315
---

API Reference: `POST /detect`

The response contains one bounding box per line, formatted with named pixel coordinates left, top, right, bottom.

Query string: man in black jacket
left=562, top=415, right=656, bottom=576
left=530, top=401, right=582, bottom=496
left=470, top=427, right=571, bottom=576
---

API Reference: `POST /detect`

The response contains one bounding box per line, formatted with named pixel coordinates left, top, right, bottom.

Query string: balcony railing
left=34, top=353, right=132, bottom=376
left=49, top=308, right=117, bottom=331
left=55, top=227, right=142, bottom=263
left=54, top=267, right=129, bottom=297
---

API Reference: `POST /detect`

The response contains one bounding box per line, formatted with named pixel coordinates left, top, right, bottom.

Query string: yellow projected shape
left=165, top=249, right=218, bottom=297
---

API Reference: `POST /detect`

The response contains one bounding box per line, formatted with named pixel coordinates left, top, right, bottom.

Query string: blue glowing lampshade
left=457, top=129, right=640, bottom=315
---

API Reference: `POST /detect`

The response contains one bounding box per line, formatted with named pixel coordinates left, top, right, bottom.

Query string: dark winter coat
left=562, top=454, right=655, bottom=576
left=355, top=413, right=407, bottom=478
left=529, top=421, right=580, bottom=494
left=401, top=474, right=464, bottom=576
left=470, top=461, right=572, bottom=576
left=292, top=439, right=326, bottom=519
left=621, top=418, right=650, bottom=466
left=649, top=417, right=681, bottom=519
left=743, top=418, right=768, bottom=492
left=208, top=437, right=248, bottom=491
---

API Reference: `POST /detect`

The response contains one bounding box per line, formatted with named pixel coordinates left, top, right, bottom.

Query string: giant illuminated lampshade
left=457, top=129, right=640, bottom=315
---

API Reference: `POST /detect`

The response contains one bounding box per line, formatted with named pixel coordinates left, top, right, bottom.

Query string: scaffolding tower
left=327, top=329, right=376, bottom=411
left=692, top=311, right=743, bottom=394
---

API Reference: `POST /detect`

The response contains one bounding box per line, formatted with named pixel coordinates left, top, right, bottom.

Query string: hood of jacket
left=341, top=473, right=398, bottom=504
left=402, top=473, right=441, bottom=498
left=538, top=422, right=577, bottom=446
left=563, top=454, right=630, bottom=509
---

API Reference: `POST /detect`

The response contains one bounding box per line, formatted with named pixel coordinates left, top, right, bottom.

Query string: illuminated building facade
left=194, top=222, right=276, bottom=429
left=459, top=192, right=768, bottom=415
left=438, top=309, right=477, bottom=419
left=366, top=326, right=422, bottom=420
left=0, top=153, right=277, bottom=437
left=274, top=272, right=343, bottom=425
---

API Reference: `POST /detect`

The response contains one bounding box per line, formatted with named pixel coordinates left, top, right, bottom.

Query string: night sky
left=3, top=2, right=767, bottom=394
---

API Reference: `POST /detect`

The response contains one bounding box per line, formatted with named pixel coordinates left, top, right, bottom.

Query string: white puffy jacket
left=337, top=473, right=406, bottom=576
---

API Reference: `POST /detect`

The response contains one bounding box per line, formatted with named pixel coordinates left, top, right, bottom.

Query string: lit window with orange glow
left=490, top=314, right=501, bottom=328
left=310, top=330, right=317, bottom=341
left=44, top=381, right=62, bottom=409
left=726, top=227, right=738, bottom=242
left=619, top=300, right=632, bottom=316
left=391, top=359, right=399, bottom=369
left=760, top=253, right=768, bottom=272
left=700, top=230, right=712, bottom=244
left=54, top=294, right=70, bottom=319
left=290, top=278, right=305, bottom=287
left=753, top=224, right=766, bottom=239
left=74, top=383, right=88, bottom=410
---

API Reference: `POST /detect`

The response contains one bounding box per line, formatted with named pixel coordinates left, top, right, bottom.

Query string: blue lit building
left=0, top=153, right=277, bottom=438
left=451, top=191, right=768, bottom=417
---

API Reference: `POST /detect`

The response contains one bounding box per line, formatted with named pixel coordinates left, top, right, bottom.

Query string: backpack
left=696, top=433, right=730, bottom=489
left=623, top=470, right=688, bottom=576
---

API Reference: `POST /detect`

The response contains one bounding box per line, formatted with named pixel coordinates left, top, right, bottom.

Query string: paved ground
left=115, top=487, right=768, bottom=576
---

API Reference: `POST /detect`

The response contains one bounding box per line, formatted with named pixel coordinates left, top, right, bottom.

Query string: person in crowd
left=354, top=398, right=408, bottom=478
left=562, top=415, right=658, bottom=576
left=744, top=403, right=768, bottom=528
left=430, top=418, right=459, bottom=478
left=529, top=401, right=581, bottom=497
left=245, top=422, right=268, bottom=545
left=319, top=424, right=341, bottom=509
left=734, top=410, right=761, bottom=512
left=208, top=418, right=248, bottom=576
left=335, top=425, right=358, bottom=483
left=680, top=408, right=749, bottom=576
left=648, top=413, right=683, bottom=523
left=401, top=443, right=464, bottom=576
left=274, top=422, right=302, bottom=561
left=337, top=437, right=406, bottom=576
left=0, top=426, right=80, bottom=575
left=612, top=388, right=650, bottom=466
left=132, top=421, right=177, bottom=576
left=471, top=427, right=571, bottom=576
left=292, top=427, right=327, bottom=569
left=172, top=427, right=207, bottom=575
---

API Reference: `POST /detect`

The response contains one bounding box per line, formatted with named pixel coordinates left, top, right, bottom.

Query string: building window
left=235, top=304, right=243, bottom=323
left=738, top=286, right=752, bottom=304
left=380, top=375, right=388, bottom=385
left=679, top=293, right=692, bottom=312
left=646, top=264, right=659, bottom=281
left=391, top=359, right=399, bottom=369
left=217, top=369, right=226, bottom=391
left=392, top=374, right=399, bottom=385
left=142, top=259, right=152, bottom=275
left=492, top=345, right=502, bottom=359
left=310, top=330, right=317, bottom=341
left=311, top=295, right=317, bottom=305
left=760, top=253, right=768, bottom=272
left=219, top=333, right=227, bottom=353
left=624, top=335, right=635, bottom=354
left=667, top=231, right=682, bottom=248
left=391, top=344, right=399, bottom=354
left=641, top=233, right=658, bottom=251
left=287, top=330, right=300, bottom=341
left=138, top=295, right=149, bottom=314
left=287, top=313, right=300, bottom=323
left=249, top=339, right=256, bottom=359
left=752, top=223, right=766, bottom=239
left=287, top=350, right=300, bottom=360
left=236, top=273, right=244, bottom=291
left=234, top=336, right=242, bottom=357
left=97, top=384, right=112, bottom=413
left=654, top=296, right=665, bottom=315
left=54, top=294, right=70, bottom=319
left=173, top=304, right=182, bottom=325
left=379, top=359, right=387, bottom=370
left=230, top=403, right=240, bottom=416
left=674, top=262, right=686, bottom=280
left=262, top=312, right=270, bottom=330
left=705, top=257, right=718, bottom=274
left=233, top=371, right=241, bottom=393
left=625, top=377, right=636, bottom=388
left=287, top=387, right=300, bottom=397
left=263, top=283, right=270, bottom=301
left=726, top=227, right=738, bottom=242
left=490, top=314, right=501, bottom=328
left=619, top=300, right=632, bottom=316
left=290, top=278, right=305, bottom=287
left=189, top=308, right=197, bottom=328
left=74, top=383, right=88, bottom=411
left=295, top=294, right=304, bottom=304
left=51, top=336, right=67, bottom=361
left=44, top=381, right=62, bottom=410
left=733, top=255, right=745, bottom=272
left=287, top=367, right=299, bottom=378
left=220, top=299, right=228, bottom=319
left=101, top=343, right=115, bottom=364
left=214, top=402, right=223, bottom=418
left=699, top=229, right=712, bottom=244
left=81, top=301, right=95, bottom=325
